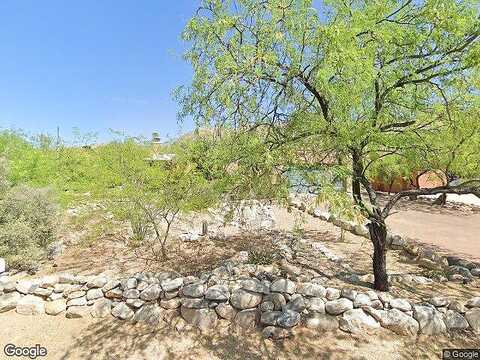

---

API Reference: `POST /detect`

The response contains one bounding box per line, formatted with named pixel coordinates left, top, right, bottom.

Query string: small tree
left=179, top=0, right=480, bottom=290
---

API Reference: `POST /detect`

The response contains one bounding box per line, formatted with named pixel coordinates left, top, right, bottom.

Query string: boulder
left=102, top=280, right=120, bottom=293
left=465, top=309, right=480, bottom=333
left=0, top=278, right=16, bottom=293
left=341, top=288, right=357, bottom=301
left=45, top=300, right=66, bottom=315
left=86, top=288, right=103, bottom=301
left=354, top=294, right=372, bottom=308
left=466, top=297, right=480, bottom=308
left=123, top=289, right=140, bottom=299
left=390, top=298, right=412, bottom=312
left=66, top=306, right=90, bottom=319
left=180, top=306, right=218, bottom=331
left=444, top=310, right=469, bottom=330
left=182, top=283, right=205, bottom=298
left=133, top=304, right=164, bottom=326
left=215, top=303, right=237, bottom=320
left=306, top=297, right=325, bottom=313
left=91, top=298, right=112, bottom=318
left=230, top=289, right=263, bottom=309
left=180, top=298, right=209, bottom=309
left=325, top=298, right=353, bottom=315
left=160, top=298, right=181, bottom=310
left=413, top=305, right=447, bottom=335
left=240, top=279, right=270, bottom=294
left=105, top=288, right=123, bottom=299
left=428, top=297, right=449, bottom=307
left=325, top=288, right=341, bottom=300
left=277, top=310, right=301, bottom=328
left=259, top=301, right=275, bottom=312
left=0, top=292, right=21, bottom=313
left=33, top=287, right=52, bottom=297
left=262, top=326, right=292, bottom=340
left=124, top=277, right=138, bottom=290
left=111, top=302, right=134, bottom=320
left=160, top=278, right=183, bottom=292
left=234, top=309, right=259, bottom=329
left=305, top=313, right=339, bottom=331
left=0, top=258, right=5, bottom=273
left=270, top=279, right=296, bottom=294
left=205, top=285, right=230, bottom=301
left=16, top=295, right=45, bottom=315
left=448, top=301, right=467, bottom=314
left=66, top=290, right=86, bottom=300
left=378, top=308, right=419, bottom=336
left=296, top=283, right=326, bottom=298
left=16, top=280, right=39, bottom=295
left=67, top=297, right=87, bottom=307
left=139, top=284, right=161, bottom=301
left=263, top=293, right=286, bottom=311
left=86, top=276, right=108, bottom=289
left=126, top=298, right=145, bottom=308
left=260, top=311, right=282, bottom=326
left=339, top=309, right=380, bottom=333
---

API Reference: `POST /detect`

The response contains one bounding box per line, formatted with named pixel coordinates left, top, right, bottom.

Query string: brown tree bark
left=368, top=220, right=389, bottom=291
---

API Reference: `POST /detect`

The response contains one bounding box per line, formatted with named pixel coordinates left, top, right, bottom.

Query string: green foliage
left=248, top=249, right=275, bottom=265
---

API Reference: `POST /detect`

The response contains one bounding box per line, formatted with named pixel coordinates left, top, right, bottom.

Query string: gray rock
left=102, top=280, right=120, bottom=293
left=0, top=292, right=21, bottom=313
left=137, top=281, right=149, bottom=292
left=91, top=298, right=112, bottom=318
left=45, top=300, right=66, bottom=315
left=66, top=290, right=86, bottom=300
left=339, top=309, right=380, bottom=333
left=325, top=298, right=353, bottom=315
left=354, top=294, right=372, bottom=308
left=466, top=297, right=480, bottom=308
left=390, top=298, right=412, bottom=312
left=413, top=305, right=447, bottom=335
left=259, top=301, right=275, bottom=312
left=0, top=278, right=16, bottom=293
left=161, top=278, right=183, bottom=292
left=215, top=303, right=237, bottom=320
left=180, top=306, right=217, bottom=331
left=277, top=310, right=301, bottom=328
left=471, top=268, right=480, bottom=277
left=105, top=288, right=123, bottom=299
left=66, top=306, right=90, bottom=318
left=325, top=288, right=341, bottom=300
left=465, top=309, right=480, bottom=333
left=306, top=297, right=325, bottom=313
left=429, top=296, right=449, bottom=307
left=445, top=310, right=469, bottom=330
left=123, top=289, right=140, bottom=299
left=260, top=311, right=282, bottom=326
left=241, top=278, right=270, bottom=294
left=182, top=283, right=205, bottom=298
left=181, top=298, right=209, bottom=309
left=49, top=292, right=64, bottom=301
left=305, top=313, right=339, bottom=330
left=58, top=273, right=76, bottom=284
left=234, top=309, right=259, bottom=329
left=139, top=284, right=161, bottom=301
left=341, top=288, right=357, bottom=301
left=87, top=276, right=108, bottom=289
left=33, top=287, right=52, bottom=297
left=283, top=296, right=306, bottom=312
left=111, top=302, right=134, bottom=320
left=133, top=304, right=164, bottom=326
left=230, top=289, right=263, bottom=309
left=16, top=280, right=39, bottom=295
left=263, top=293, right=286, bottom=311
left=86, top=288, right=103, bottom=301
left=297, top=283, right=326, bottom=298
left=67, top=296, right=87, bottom=307
left=262, top=326, right=292, bottom=340
left=205, top=285, right=230, bottom=301
left=0, top=258, right=5, bottom=273
left=124, top=277, right=138, bottom=290
left=16, top=295, right=45, bottom=315
left=448, top=301, right=467, bottom=314
left=125, top=298, right=144, bottom=308
left=39, top=275, right=58, bottom=288
left=160, top=298, right=181, bottom=310
left=377, top=308, right=419, bottom=336
left=271, top=279, right=296, bottom=294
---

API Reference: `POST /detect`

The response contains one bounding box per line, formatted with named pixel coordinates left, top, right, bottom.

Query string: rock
left=378, top=308, right=419, bottom=336
left=181, top=298, right=209, bottom=309
left=182, top=283, right=205, bottom=298
left=123, top=289, right=140, bottom=299
left=465, top=309, right=480, bottom=333
left=262, top=326, right=292, bottom=340
left=137, top=281, right=149, bottom=292
left=448, top=274, right=465, bottom=282
left=0, top=278, right=16, bottom=293
left=283, top=296, right=306, bottom=312
left=111, top=302, right=134, bottom=320
left=45, top=300, right=66, bottom=315
left=0, top=292, right=21, bottom=312
left=58, top=273, right=76, bottom=284
left=126, top=298, right=145, bottom=308
left=67, top=297, right=87, bottom=307
left=390, top=235, right=406, bottom=249
left=164, top=291, right=178, bottom=300
left=215, top=303, right=237, bottom=320
left=448, top=301, right=467, bottom=314
left=371, top=300, right=383, bottom=310
left=449, top=266, right=472, bottom=278
left=325, top=288, right=341, bottom=301
left=53, top=284, right=68, bottom=293
left=296, top=283, right=326, bottom=298
left=277, top=310, right=301, bottom=328
left=471, top=268, right=480, bottom=277
left=306, top=297, right=325, bottom=313
left=181, top=306, right=218, bottom=331
left=325, top=298, right=353, bottom=315
left=378, top=292, right=393, bottom=304
left=133, top=304, right=164, bottom=326
left=33, top=287, right=52, bottom=297
left=413, top=305, right=447, bottom=335
left=339, top=309, right=380, bottom=333
left=234, top=309, right=259, bottom=329
left=263, top=293, right=286, bottom=311
left=66, top=290, right=86, bottom=300
left=445, top=310, right=469, bottom=330
left=390, top=298, right=412, bottom=312
left=66, top=306, right=90, bottom=318
left=205, top=285, right=230, bottom=301
left=46, top=241, right=64, bottom=259
left=260, top=311, right=282, bottom=326
left=271, top=279, right=296, bottom=294
left=102, top=280, right=120, bottom=292
left=91, top=298, right=112, bottom=318
left=0, top=258, right=5, bottom=273
left=86, top=288, right=103, bottom=301
left=160, top=298, right=181, bottom=310
left=305, top=314, right=339, bottom=331
left=466, top=297, right=480, bottom=308
left=139, top=284, right=161, bottom=301
left=428, top=297, right=449, bottom=307
left=16, top=295, right=45, bottom=315
left=160, top=278, right=183, bottom=292
left=49, top=293, right=63, bottom=301
left=259, top=301, right=275, bottom=312
left=124, top=277, right=138, bottom=289
left=86, top=276, right=108, bottom=289
left=39, top=275, right=58, bottom=288
left=16, top=280, right=39, bottom=295
left=341, top=288, right=357, bottom=301
left=354, top=294, right=372, bottom=308
left=241, top=279, right=270, bottom=294
left=105, top=288, right=123, bottom=299
left=230, top=289, right=263, bottom=309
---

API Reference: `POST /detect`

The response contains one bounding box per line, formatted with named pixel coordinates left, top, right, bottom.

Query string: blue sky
left=0, top=0, right=198, bottom=142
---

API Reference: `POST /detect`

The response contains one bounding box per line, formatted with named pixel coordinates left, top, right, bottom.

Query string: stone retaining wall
left=1, top=262, right=479, bottom=340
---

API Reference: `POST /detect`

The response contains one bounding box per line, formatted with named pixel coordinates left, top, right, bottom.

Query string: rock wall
left=1, top=260, right=479, bottom=339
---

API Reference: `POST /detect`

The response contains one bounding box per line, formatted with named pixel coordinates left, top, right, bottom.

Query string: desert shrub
left=248, top=249, right=275, bottom=265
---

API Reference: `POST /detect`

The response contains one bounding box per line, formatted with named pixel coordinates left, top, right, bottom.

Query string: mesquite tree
left=178, top=0, right=480, bottom=291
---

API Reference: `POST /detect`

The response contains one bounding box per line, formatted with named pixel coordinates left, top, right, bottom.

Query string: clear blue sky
left=0, top=0, right=198, bottom=142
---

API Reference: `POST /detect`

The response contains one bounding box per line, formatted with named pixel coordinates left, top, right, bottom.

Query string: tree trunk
left=368, top=220, right=389, bottom=291
left=352, top=177, right=362, bottom=204
left=433, top=193, right=447, bottom=206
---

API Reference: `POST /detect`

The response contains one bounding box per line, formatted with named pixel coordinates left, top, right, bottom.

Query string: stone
left=91, top=298, right=112, bottom=318
left=260, top=311, right=282, bottom=326
left=283, top=296, right=306, bottom=312
left=277, top=310, right=301, bottom=328
left=354, top=294, right=372, bottom=308
left=137, top=281, right=149, bottom=292
left=449, top=266, right=472, bottom=278
left=181, top=298, right=209, bottom=309
left=53, top=284, right=68, bottom=293
left=164, top=291, right=179, bottom=300
left=86, top=276, right=108, bottom=289
left=413, top=305, right=447, bottom=335
left=161, top=278, right=183, bottom=292
left=339, top=309, right=380, bottom=333
left=390, top=298, right=412, bottom=312
left=66, top=290, right=86, bottom=300
left=377, top=292, right=393, bottom=304
left=378, top=308, right=419, bottom=336
left=112, top=302, right=134, bottom=320
left=341, top=288, right=357, bottom=301
left=0, top=278, right=16, bottom=293
left=270, top=279, right=296, bottom=294
left=259, top=301, right=275, bottom=312
left=205, top=285, right=230, bottom=301
left=16, top=295, right=45, bottom=315
left=66, top=306, right=90, bottom=318
left=325, top=298, right=354, bottom=315
left=262, top=326, right=292, bottom=340
left=16, top=280, right=39, bottom=295
left=58, top=273, right=76, bottom=284
left=133, top=304, right=164, bottom=326
left=160, top=298, right=181, bottom=310
left=234, top=309, right=259, bottom=329
left=429, top=297, right=449, bottom=307
left=0, top=292, right=21, bottom=313
left=215, top=303, right=237, bottom=320
left=123, top=289, right=140, bottom=299
left=86, top=288, right=103, bottom=301
left=105, top=288, right=123, bottom=299
left=296, top=283, right=326, bottom=298
left=306, top=297, right=325, bottom=313
left=445, top=310, right=469, bottom=330
left=371, top=300, right=384, bottom=310
left=102, top=280, right=120, bottom=292
left=263, top=293, right=286, bottom=311
left=124, top=277, right=138, bottom=290
left=448, top=301, right=467, bottom=314
left=465, top=309, right=480, bottom=333
left=181, top=306, right=218, bottom=331
left=126, top=298, right=145, bottom=308
left=39, top=275, right=58, bottom=288
left=305, top=314, right=339, bottom=331
left=230, top=289, right=263, bottom=310
left=45, top=300, right=66, bottom=315
left=49, top=293, right=63, bottom=301
left=0, top=258, right=5, bottom=273
left=325, top=288, right=341, bottom=300
left=466, top=297, right=480, bottom=308
left=182, top=283, right=205, bottom=298
left=471, top=268, right=480, bottom=277
left=139, top=284, right=161, bottom=301
left=67, top=297, right=87, bottom=307
left=241, top=278, right=270, bottom=294
left=33, top=287, right=52, bottom=297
